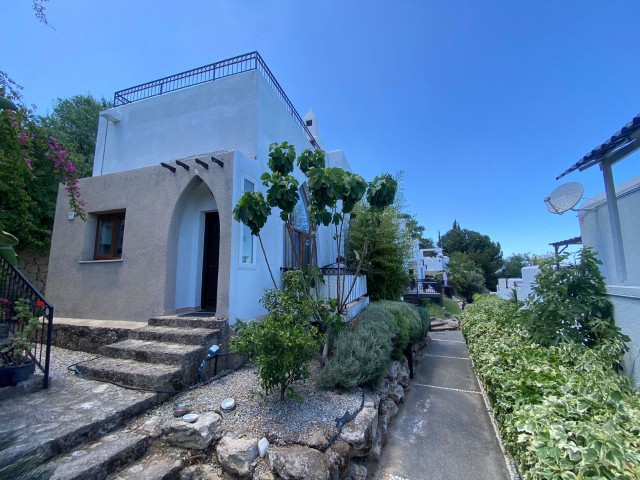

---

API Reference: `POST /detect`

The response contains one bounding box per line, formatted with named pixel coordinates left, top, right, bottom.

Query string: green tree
left=439, top=223, right=503, bottom=290
left=446, top=252, right=485, bottom=302
left=0, top=73, right=85, bottom=254
left=41, top=94, right=111, bottom=178
left=346, top=200, right=413, bottom=301
left=234, top=141, right=396, bottom=313
left=502, top=253, right=533, bottom=278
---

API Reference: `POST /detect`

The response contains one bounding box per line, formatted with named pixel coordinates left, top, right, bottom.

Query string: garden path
left=373, top=330, right=512, bottom=480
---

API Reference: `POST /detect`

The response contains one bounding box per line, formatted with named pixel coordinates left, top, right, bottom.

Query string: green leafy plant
left=523, top=248, right=629, bottom=349
left=461, top=295, right=640, bottom=480
left=1, top=299, right=42, bottom=366
left=446, top=252, right=486, bottom=302
left=231, top=271, right=324, bottom=401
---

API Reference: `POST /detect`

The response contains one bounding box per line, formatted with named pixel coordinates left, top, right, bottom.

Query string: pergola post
left=601, top=160, right=627, bottom=282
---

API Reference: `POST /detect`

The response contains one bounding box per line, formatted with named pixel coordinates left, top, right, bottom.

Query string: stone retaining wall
left=17, top=249, right=50, bottom=294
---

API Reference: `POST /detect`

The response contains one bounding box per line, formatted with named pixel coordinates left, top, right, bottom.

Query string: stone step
left=107, top=450, right=183, bottom=480
left=148, top=315, right=225, bottom=330
left=101, top=339, right=205, bottom=366
left=48, top=431, right=149, bottom=480
left=0, top=376, right=160, bottom=464
left=131, top=326, right=220, bottom=346
left=76, top=357, right=186, bottom=391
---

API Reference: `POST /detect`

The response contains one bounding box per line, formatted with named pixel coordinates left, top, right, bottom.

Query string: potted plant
left=1, top=299, right=40, bottom=386
left=0, top=355, right=11, bottom=388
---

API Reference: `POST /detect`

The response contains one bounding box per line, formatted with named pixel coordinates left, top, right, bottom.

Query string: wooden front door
left=201, top=212, right=220, bottom=311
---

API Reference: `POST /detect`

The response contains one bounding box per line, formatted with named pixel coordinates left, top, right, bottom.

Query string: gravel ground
left=48, top=346, right=100, bottom=379
left=148, top=361, right=371, bottom=446
left=48, top=346, right=369, bottom=446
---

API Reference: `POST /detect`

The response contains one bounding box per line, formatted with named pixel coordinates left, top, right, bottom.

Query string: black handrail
left=113, top=52, right=320, bottom=149
left=0, top=255, right=53, bottom=389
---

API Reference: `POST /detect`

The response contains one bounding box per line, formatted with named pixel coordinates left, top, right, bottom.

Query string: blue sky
left=2, top=0, right=638, bottom=256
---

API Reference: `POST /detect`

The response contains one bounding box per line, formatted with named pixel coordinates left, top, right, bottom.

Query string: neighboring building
left=495, top=265, right=539, bottom=301
left=415, top=248, right=449, bottom=278
left=557, top=114, right=640, bottom=384
left=46, top=52, right=365, bottom=325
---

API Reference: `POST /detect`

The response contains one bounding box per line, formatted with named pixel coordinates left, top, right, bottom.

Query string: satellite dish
left=544, top=182, right=584, bottom=214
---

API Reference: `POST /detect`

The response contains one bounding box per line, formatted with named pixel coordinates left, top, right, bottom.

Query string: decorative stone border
left=172, top=345, right=424, bottom=479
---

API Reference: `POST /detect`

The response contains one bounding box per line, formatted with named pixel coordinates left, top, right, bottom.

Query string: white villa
left=46, top=52, right=366, bottom=325
left=557, top=114, right=640, bottom=384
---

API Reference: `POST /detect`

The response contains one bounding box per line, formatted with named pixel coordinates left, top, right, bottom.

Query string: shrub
left=462, top=295, right=640, bottom=479
left=523, top=248, right=629, bottom=349
left=319, top=303, right=396, bottom=389
left=379, top=301, right=424, bottom=358
left=231, top=271, right=322, bottom=401
left=415, top=305, right=430, bottom=333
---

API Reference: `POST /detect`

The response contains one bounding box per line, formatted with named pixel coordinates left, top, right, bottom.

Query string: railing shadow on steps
left=0, top=255, right=53, bottom=389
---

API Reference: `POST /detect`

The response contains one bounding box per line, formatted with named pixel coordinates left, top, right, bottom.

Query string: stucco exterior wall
left=578, top=176, right=640, bottom=286
left=47, top=151, right=235, bottom=322
left=607, top=286, right=640, bottom=385
left=94, top=72, right=260, bottom=176
left=578, top=176, right=640, bottom=384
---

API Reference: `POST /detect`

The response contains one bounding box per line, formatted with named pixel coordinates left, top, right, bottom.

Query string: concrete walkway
left=374, top=330, right=510, bottom=480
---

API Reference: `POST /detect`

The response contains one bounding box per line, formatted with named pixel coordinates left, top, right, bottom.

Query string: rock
left=268, top=445, right=329, bottom=480
left=388, top=384, right=405, bottom=404
left=180, top=464, right=223, bottom=480
left=375, top=378, right=392, bottom=396
left=299, top=428, right=327, bottom=449
left=339, top=402, right=378, bottom=457
left=345, top=462, right=367, bottom=480
left=371, top=425, right=383, bottom=461
left=251, top=459, right=276, bottom=480
left=163, top=412, right=221, bottom=450
left=398, top=358, right=410, bottom=387
left=327, top=440, right=350, bottom=480
left=216, top=436, right=259, bottom=478
left=258, top=437, right=269, bottom=458
left=387, top=361, right=401, bottom=382
left=378, top=398, right=398, bottom=440
left=137, top=416, right=166, bottom=438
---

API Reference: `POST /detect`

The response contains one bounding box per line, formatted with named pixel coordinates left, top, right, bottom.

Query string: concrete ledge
left=607, top=285, right=640, bottom=299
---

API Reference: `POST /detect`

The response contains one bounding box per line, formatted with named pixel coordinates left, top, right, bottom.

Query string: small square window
left=306, top=119, right=313, bottom=126
left=94, top=212, right=125, bottom=260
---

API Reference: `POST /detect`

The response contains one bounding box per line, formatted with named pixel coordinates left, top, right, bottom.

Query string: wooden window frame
left=93, top=212, right=125, bottom=260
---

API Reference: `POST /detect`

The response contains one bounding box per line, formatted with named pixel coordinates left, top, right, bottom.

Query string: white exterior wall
left=579, top=176, right=640, bottom=286
left=228, top=151, right=281, bottom=324
left=175, top=182, right=217, bottom=309
left=578, top=176, right=640, bottom=384
left=94, top=71, right=260, bottom=176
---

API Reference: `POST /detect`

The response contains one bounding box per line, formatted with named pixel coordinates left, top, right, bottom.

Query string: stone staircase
left=28, top=314, right=228, bottom=479
left=77, top=315, right=225, bottom=392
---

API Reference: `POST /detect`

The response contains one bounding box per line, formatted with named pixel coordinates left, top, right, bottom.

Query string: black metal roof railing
left=113, top=51, right=319, bottom=149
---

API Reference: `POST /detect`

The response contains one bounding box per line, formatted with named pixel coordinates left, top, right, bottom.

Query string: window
left=241, top=179, right=254, bottom=265
left=94, top=212, right=125, bottom=260
left=284, top=186, right=315, bottom=269
left=306, top=119, right=313, bottom=127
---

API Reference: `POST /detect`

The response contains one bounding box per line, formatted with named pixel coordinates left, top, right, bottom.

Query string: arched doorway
left=173, top=179, right=219, bottom=312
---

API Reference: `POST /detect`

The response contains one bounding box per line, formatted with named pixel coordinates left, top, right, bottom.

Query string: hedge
left=462, top=295, right=640, bottom=480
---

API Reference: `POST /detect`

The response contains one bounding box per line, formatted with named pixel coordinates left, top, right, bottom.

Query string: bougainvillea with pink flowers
left=0, top=72, right=86, bottom=254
